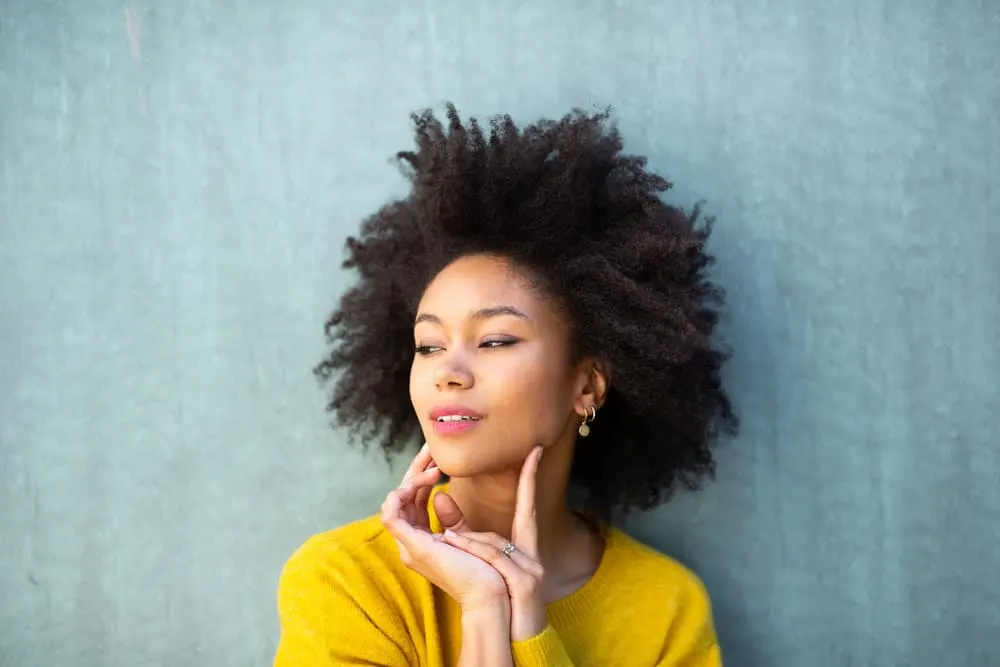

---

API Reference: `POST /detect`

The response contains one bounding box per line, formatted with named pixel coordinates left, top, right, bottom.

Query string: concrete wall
left=2, top=1, right=998, bottom=664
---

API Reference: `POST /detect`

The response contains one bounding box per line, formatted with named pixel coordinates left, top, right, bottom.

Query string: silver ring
left=502, top=542, right=516, bottom=557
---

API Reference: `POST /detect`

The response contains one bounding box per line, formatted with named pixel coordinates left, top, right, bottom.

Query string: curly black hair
left=314, top=104, right=738, bottom=518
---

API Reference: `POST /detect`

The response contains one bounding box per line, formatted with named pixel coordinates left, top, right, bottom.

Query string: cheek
left=409, top=360, right=428, bottom=410
left=492, top=353, right=574, bottom=432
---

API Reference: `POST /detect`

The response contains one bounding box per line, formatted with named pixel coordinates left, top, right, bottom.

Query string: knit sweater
left=274, top=485, right=721, bottom=666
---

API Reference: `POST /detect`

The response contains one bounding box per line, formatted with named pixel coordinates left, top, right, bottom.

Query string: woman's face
left=410, top=254, right=584, bottom=478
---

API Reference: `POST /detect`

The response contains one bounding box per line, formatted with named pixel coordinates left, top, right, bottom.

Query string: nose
left=434, top=355, right=474, bottom=390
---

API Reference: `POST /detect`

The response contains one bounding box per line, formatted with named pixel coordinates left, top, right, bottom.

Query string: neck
left=444, top=439, right=602, bottom=600
left=446, top=470, right=577, bottom=562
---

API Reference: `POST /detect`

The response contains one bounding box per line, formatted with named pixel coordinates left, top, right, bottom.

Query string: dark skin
left=380, top=254, right=609, bottom=656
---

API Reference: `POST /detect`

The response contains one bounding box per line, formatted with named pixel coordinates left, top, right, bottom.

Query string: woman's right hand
left=380, top=444, right=511, bottom=613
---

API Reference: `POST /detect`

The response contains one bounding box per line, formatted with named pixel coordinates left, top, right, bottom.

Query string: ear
left=572, top=357, right=610, bottom=417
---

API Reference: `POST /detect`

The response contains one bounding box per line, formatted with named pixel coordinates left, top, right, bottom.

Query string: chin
left=426, top=445, right=477, bottom=479
left=427, top=439, right=511, bottom=479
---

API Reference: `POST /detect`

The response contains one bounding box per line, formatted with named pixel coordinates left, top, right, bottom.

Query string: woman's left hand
left=440, top=445, right=547, bottom=642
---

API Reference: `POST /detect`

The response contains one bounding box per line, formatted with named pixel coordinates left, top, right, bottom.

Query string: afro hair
left=314, top=104, right=738, bottom=518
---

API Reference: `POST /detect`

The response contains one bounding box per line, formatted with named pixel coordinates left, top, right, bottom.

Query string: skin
left=381, top=254, right=610, bottom=662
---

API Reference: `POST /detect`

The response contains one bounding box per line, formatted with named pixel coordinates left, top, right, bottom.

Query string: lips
left=429, top=405, right=484, bottom=435
left=429, top=405, right=484, bottom=422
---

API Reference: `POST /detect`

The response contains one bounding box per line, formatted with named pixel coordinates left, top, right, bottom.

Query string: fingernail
left=537, top=447, right=544, bottom=462
left=444, top=529, right=456, bottom=538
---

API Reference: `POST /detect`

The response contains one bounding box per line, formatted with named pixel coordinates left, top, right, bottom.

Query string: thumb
left=433, top=491, right=470, bottom=533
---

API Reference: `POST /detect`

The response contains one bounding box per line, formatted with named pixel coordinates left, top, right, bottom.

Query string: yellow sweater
left=274, top=485, right=721, bottom=666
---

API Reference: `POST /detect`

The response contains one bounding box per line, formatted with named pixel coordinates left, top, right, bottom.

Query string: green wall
left=2, top=1, right=997, bottom=664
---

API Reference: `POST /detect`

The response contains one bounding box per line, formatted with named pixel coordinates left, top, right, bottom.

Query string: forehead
left=417, top=255, right=549, bottom=319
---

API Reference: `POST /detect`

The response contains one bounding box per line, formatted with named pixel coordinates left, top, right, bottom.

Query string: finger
left=512, top=446, right=543, bottom=557
left=434, top=491, right=471, bottom=533
left=385, top=514, right=436, bottom=565
left=382, top=488, right=435, bottom=561
left=379, top=489, right=411, bottom=563
left=414, top=482, right=433, bottom=530
left=400, top=443, right=433, bottom=485
left=381, top=487, right=414, bottom=524
left=400, top=443, right=434, bottom=486
left=442, top=530, right=539, bottom=596
left=402, top=465, right=441, bottom=489
left=449, top=531, right=543, bottom=576
left=384, top=484, right=423, bottom=525
left=397, top=465, right=440, bottom=524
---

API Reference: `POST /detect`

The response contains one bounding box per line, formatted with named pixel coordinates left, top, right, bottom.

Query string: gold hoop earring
left=578, top=406, right=597, bottom=437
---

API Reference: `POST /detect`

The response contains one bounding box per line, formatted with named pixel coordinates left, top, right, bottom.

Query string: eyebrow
left=414, top=305, right=531, bottom=326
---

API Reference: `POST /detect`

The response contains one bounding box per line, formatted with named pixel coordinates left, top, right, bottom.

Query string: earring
left=578, top=406, right=597, bottom=437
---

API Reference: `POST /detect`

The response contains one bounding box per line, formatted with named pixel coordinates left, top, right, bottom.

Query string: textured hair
left=314, top=104, right=738, bottom=517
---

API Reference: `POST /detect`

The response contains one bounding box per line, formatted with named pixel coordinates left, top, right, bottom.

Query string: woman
left=274, top=105, right=738, bottom=666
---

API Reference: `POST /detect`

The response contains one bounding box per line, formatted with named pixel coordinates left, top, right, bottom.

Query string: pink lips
left=432, top=419, right=481, bottom=435
left=429, top=405, right=484, bottom=436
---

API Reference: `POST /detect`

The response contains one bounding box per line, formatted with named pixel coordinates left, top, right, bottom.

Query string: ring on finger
left=502, top=542, right=517, bottom=557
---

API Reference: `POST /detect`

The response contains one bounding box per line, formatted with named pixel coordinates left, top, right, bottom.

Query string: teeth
left=437, top=415, right=479, bottom=422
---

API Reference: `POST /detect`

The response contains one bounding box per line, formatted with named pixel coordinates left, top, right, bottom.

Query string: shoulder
left=603, top=527, right=718, bottom=647
left=609, top=527, right=713, bottom=601
left=277, top=513, right=417, bottom=611
left=274, top=515, right=427, bottom=664
left=283, top=514, right=389, bottom=571
left=279, top=484, right=453, bottom=606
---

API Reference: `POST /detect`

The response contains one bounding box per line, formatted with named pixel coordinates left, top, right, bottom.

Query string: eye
left=480, top=337, right=519, bottom=349
left=415, top=345, right=443, bottom=356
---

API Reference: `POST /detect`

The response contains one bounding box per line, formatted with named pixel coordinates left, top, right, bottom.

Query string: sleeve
left=508, top=608, right=721, bottom=667
left=655, top=576, right=722, bottom=667
left=273, top=540, right=414, bottom=667
left=511, top=624, right=575, bottom=667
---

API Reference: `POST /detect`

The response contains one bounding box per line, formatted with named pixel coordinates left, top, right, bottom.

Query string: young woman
left=274, top=105, right=738, bottom=666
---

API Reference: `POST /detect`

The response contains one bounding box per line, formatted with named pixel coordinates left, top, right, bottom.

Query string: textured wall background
left=2, top=1, right=998, bottom=665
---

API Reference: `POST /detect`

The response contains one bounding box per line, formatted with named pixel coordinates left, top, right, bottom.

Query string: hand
left=381, top=444, right=511, bottom=613
left=440, top=446, right=547, bottom=641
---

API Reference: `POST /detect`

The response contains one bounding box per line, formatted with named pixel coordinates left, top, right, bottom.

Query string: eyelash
left=414, top=338, right=519, bottom=356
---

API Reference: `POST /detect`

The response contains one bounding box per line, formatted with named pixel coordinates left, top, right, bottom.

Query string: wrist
left=458, top=602, right=513, bottom=667
left=461, top=599, right=511, bottom=630
left=509, top=598, right=548, bottom=642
